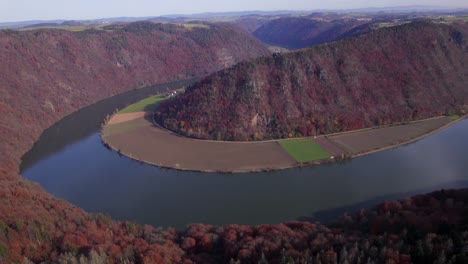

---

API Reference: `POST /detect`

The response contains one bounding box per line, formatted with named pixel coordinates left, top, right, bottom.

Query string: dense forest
left=0, top=19, right=468, bottom=263
left=180, top=188, right=468, bottom=264
left=0, top=21, right=269, bottom=174
left=2, top=182, right=468, bottom=263
left=156, top=22, right=468, bottom=141
left=0, top=21, right=269, bottom=262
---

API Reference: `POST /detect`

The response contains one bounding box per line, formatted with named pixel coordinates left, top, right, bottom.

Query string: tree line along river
left=20, top=79, right=468, bottom=229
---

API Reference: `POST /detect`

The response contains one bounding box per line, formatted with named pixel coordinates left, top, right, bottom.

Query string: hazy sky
left=1, top=0, right=467, bottom=22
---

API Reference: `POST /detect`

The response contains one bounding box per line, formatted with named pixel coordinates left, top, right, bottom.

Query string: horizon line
left=1, top=5, right=467, bottom=24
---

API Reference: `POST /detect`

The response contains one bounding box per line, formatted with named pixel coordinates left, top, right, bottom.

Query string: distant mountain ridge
left=253, top=17, right=375, bottom=49
left=2, top=6, right=467, bottom=29
left=335, top=5, right=468, bottom=13
left=0, top=11, right=307, bottom=29
left=156, top=22, right=468, bottom=141
left=1, top=17, right=468, bottom=263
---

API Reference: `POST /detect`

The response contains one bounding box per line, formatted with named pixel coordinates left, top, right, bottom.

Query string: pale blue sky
left=1, top=0, right=467, bottom=22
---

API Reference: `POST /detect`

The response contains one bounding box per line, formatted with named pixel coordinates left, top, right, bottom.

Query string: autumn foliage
left=177, top=188, right=468, bottom=264
left=157, top=22, right=468, bottom=141
left=0, top=21, right=269, bottom=174
left=0, top=20, right=468, bottom=263
left=0, top=21, right=268, bottom=263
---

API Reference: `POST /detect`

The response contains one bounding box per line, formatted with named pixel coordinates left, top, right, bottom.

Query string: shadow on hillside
left=20, top=78, right=198, bottom=173
left=299, top=180, right=468, bottom=225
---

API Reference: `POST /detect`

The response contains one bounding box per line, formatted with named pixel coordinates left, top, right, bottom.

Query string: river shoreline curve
left=101, top=107, right=466, bottom=173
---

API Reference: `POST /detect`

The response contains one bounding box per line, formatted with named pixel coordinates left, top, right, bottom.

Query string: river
left=20, top=81, right=468, bottom=229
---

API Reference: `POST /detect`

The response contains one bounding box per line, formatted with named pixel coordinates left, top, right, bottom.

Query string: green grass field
left=279, top=139, right=331, bottom=163
left=449, top=114, right=461, bottom=121
left=118, top=95, right=167, bottom=114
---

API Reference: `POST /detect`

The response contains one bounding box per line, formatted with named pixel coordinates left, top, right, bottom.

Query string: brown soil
left=102, top=116, right=296, bottom=172
left=107, top=112, right=150, bottom=125
left=312, top=137, right=349, bottom=156
left=327, top=116, right=453, bottom=155
left=102, top=114, right=462, bottom=172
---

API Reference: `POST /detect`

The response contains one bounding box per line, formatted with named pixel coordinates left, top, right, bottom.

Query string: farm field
left=102, top=90, right=463, bottom=172
left=279, top=139, right=331, bottom=163
left=102, top=116, right=297, bottom=172
left=118, top=94, right=167, bottom=114
left=327, top=116, right=453, bottom=155
left=3, top=9, right=468, bottom=263
left=103, top=112, right=462, bottom=172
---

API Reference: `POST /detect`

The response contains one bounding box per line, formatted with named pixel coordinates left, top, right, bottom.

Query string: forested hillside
left=0, top=21, right=269, bottom=262
left=252, top=16, right=374, bottom=49
left=1, top=19, right=467, bottom=263
left=179, top=188, right=468, bottom=263
left=157, top=22, right=468, bottom=141
left=0, top=21, right=269, bottom=174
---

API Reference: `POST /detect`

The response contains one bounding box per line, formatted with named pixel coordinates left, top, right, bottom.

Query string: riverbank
left=101, top=114, right=297, bottom=172
left=101, top=110, right=466, bottom=173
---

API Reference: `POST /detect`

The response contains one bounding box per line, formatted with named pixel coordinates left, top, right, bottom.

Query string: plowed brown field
left=102, top=114, right=461, bottom=172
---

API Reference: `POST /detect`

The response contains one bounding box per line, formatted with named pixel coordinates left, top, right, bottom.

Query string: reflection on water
left=20, top=78, right=198, bottom=172
left=20, top=84, right=468, bottom=229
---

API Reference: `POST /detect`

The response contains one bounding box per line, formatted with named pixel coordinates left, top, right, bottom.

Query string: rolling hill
left=0, top=18, right=468, bottom=263
left=0, top=21, right=269, bottom=262
left=0, top=21, right=269, bottom=175
left=252, top=16, right=375, bottom=49
left=156, top=22, right=468, bottom=141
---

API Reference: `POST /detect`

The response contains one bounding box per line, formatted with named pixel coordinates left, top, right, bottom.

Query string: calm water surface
left=21, top=83, right=468, bottom=229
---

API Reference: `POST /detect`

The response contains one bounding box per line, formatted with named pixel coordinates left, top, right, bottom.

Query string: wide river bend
left=21, top=80, right=468, bottom=229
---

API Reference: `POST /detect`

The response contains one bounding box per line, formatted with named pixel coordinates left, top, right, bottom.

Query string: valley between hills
left=1, top=10, right=468, bottom=264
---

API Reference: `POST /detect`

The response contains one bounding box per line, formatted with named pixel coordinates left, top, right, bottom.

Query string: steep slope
left=180, top=188, right=468, bottom=263
left=0, top=21, right=269, bottom=262
left=0, top=21, right=269, bottom=174
left=156, top=22, right=468, bottom=141
left=230, top=16, right=271, bottom=34
left=253, top=17, right=374, bottom=49
left=1, top=19, right=468, bottom=263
